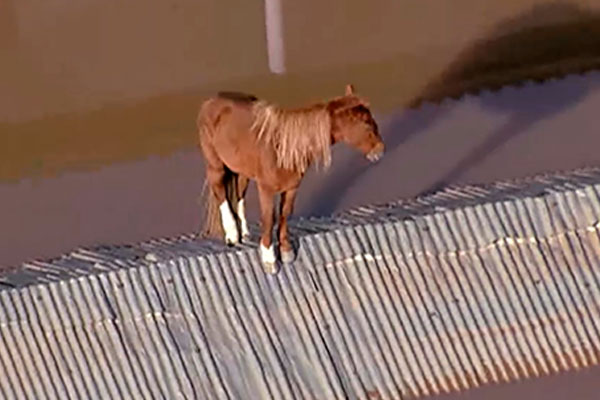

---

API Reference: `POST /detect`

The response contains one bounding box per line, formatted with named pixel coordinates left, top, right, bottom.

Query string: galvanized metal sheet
left=2, top=168, right=600, bottom=399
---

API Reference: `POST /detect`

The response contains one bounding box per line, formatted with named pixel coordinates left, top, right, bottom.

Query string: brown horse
left=197, top=84, right=384, bottom=273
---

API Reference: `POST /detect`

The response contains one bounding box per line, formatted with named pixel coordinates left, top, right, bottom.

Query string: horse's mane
left=251, top=101, right=332, bottom=173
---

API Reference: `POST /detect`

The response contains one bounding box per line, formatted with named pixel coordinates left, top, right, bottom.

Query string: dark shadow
left=412, top=2, right=600, bottom=107
left=306, top=2, right=600, bottom=216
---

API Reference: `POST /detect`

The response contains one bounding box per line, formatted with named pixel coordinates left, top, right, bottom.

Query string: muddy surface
left=3, top=2, right=600, bottom=183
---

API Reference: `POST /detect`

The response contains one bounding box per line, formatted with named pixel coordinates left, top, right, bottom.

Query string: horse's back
left=199, top=92, right=258, bottom=143
left=198, top=92, right=256, bottom=129
left=217, top=91, right=258, bottom=103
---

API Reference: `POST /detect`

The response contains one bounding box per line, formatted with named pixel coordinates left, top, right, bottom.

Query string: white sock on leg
left=237, top=199, right=250, bottom=240
left=219, top=201, right=239, bottom=245
left=260, top=243, right=276, bottom=264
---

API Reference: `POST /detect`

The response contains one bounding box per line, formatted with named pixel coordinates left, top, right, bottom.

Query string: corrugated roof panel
left=3, top=168, right=600, bottom=398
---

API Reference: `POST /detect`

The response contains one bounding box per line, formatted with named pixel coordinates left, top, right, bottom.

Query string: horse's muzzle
left=366, top=143, right=385, bottom=163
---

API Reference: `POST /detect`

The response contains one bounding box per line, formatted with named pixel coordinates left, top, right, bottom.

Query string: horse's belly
left=215, top=135, right=260, bottom=177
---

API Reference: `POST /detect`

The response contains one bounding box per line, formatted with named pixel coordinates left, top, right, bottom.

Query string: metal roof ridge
left=2, top=164, right=600, bottom=292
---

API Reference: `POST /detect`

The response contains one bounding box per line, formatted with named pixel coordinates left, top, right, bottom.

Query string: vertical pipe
left=264, top=0, right=286, bottom=74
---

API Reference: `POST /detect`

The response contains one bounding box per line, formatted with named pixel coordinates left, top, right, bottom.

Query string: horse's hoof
left=260, top=243, right=278, bottom=273
left=241, top=233, right=251, bottom=243
left=224, top=231, right=239, bottom=246
left=262, top=261, right=280, bottom=275
left=281, top=249, right=296, bottom=264
left=240, top=224, right=250, bottom=242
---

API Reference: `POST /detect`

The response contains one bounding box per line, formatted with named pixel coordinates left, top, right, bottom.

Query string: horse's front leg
left=257, top=183, right=277, bottom=274
left=278, top=187, right=298, bottom=264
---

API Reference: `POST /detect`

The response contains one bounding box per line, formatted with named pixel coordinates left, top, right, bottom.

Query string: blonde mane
left=251, top=100, right=332, bottom=173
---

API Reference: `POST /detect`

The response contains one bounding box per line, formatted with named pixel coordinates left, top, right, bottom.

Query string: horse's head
left=328, top=84, right=385, bottom=163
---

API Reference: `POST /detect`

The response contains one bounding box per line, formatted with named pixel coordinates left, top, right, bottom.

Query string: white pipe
left=264, top=0, right=286, bottom=74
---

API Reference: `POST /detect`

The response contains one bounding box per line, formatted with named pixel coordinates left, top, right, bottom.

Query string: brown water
left=3, top=1, right=600, bottom=183
left=3, top=1, right=600, bottom=397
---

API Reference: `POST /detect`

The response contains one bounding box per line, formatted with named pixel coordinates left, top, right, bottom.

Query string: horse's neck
left=268, top=104, right=333, bottom=172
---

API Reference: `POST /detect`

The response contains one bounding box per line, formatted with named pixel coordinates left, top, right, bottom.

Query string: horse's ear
left=345, top=84, right=355, bottom=96
left=328, top=96, right=368, bottom=115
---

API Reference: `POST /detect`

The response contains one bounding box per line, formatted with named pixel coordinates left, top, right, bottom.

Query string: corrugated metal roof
left=3, top=167, right=599, bottom=288
left=2, top=167, right=600, bottom=399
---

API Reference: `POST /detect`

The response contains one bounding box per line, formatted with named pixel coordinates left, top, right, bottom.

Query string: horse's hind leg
left=201, top=131, right=240, bottom=245
left=278, top=187, right=298, bottom=264
left=237, top=175, right=250, bottom=241
left=206, top=165, right=240, bottom=245
left=257, top=183, right=278, bottom=273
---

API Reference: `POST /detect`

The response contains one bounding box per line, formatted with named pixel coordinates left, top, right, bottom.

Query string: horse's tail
left=201, top=169, right=240, bottom=238
left=198, top=98, right=240, bottom=238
